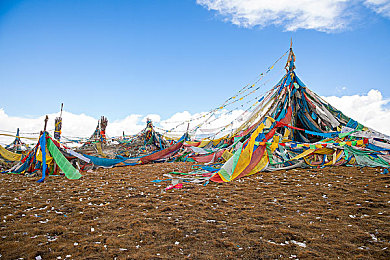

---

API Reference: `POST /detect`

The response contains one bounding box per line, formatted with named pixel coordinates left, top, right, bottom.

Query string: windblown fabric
left=95, top=142, right=107, bottom=157
left=65, top=149, right=91, bottom=163
left=83, top=154, right=127, bottom=168
left=140, top=141, right=183, bottom=164
left=189, top=149, right=225, bottom=163
left=37, top=133, right=47, bottom=183
left=36, top=147, right=53, bottom=165
left=54, top=117, right=62, bottom=140
left=6, top=147, right=36, bottom=174
left=344, top=146, right=389, bottom=168
left=188, top=146, right=217, bottom=155
left=212, top=143, right=243, bottom=182
left=211, top=117, right=275, bottom=182
left=47, top=138, right=82, bottom=180
left=0, top=144, right=22, bottom=161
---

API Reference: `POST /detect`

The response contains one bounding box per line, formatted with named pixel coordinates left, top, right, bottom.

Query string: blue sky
left=0, top=0, right=389, bottom=124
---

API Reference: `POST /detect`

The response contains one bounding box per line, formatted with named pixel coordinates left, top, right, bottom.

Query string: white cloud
left=323, top=89, right=390, bottom=135
left=108, top=114, right=162, bottom=137
left=364, top=0, right=390, bottom=18
left=1, top=89, right=389, bottom=146
left=107, top=114, right=144, bottom=137
left=0, top=110, right=147, bottom=146
left=197, top=0, right=390, bottom=32
left=142, top=114, right=161, bottom=123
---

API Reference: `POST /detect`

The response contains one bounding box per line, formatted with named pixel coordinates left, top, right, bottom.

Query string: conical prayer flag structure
left=208, top=47, right=390, bottom=182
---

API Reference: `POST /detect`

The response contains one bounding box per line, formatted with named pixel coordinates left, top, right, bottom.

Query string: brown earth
left=0, top=163, right=389, bottom=259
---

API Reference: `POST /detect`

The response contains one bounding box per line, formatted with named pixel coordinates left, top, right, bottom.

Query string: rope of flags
left=161, top=50, right=289, bottom=134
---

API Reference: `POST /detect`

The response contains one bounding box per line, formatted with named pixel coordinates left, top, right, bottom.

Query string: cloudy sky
left=0, top=0, right=389, bottom=144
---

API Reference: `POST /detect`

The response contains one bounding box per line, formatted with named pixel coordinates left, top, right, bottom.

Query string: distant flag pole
left=54, top=103, right=63, bottom=141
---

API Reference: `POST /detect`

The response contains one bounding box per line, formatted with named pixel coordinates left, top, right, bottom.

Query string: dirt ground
left=0, top=163, right=389, bottom=259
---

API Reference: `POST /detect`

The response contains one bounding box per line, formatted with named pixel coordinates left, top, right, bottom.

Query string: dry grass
left=0, top=163, right=389, bottom=259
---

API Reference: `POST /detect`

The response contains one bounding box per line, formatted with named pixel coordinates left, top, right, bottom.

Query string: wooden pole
left=44, top=115, right=49, bottom=132
left=60, top=103, right=63, bottom=118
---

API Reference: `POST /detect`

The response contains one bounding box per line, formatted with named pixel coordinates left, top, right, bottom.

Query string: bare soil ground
left=0, top=163, right=389, bottom=259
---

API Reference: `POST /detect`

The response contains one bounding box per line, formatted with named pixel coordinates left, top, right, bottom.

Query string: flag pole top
left=285, top=40, right=296, bottom=72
